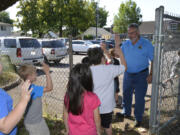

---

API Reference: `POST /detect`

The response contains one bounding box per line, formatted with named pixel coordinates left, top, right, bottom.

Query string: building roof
left=139, top=21, right=155, bottom=34
left=0, top=22, right=12, bottom=26
left=82, top=27, right=112, bottom=37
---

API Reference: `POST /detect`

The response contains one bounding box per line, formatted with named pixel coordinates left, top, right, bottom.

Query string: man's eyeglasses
left=128, top=31, right=137, bottom=35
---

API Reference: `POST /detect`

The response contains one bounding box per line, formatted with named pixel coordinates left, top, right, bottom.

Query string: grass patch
left=0, top=72, right=17, bottom=87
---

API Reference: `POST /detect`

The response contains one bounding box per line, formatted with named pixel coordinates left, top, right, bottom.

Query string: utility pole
left=94, top=0, right=99, bottom=39
left=96, top=2, right=98, bottom=39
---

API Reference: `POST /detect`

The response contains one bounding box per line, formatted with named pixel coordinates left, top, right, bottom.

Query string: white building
left=82, top=27, right=112, bottom=40
left=0, top=22, right=12, bottom=36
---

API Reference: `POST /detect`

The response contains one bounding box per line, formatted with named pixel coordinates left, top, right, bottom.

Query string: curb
left=1, top=73, right=22, bottom=91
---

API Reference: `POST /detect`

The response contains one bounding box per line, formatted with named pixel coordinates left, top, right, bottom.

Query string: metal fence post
left=149, top=6, right=164, bottom=135
left=177, top=78, right=180, bottom=115
left=69, top=35, right=73, bottom=71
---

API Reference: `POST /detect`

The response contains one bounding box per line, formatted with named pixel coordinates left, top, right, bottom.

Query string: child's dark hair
left=64, top=63, right=93, bottom=115
left=87, top=47, right=104, bottom=65
left=81, top=56, right=90, bottom=65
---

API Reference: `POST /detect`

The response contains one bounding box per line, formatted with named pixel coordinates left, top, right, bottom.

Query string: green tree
left=17, top=0, right=45, bottom=37
left=38, top=0, right=66, bottom=37
left=113, top=0, right=142, bottom=33
left=88, top=2, right=108, bottom=28
left=63, top=0, right=93, bottom=37
left=98, top=7, right=108, bottom=27
left=16, top=0, right=107, bottom=37
left=0, top=11, right=13, bottom=24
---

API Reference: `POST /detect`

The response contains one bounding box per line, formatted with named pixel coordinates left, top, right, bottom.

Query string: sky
left=5, top=0, right=180, bottom=30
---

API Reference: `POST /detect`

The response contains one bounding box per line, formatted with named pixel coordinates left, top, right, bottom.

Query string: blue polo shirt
left=0, top=88, right=17, bottom=135
left=121, top=37, right=154, bottom=73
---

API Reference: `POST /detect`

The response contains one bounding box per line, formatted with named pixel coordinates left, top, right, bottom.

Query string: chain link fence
left=149, top=6, right=180, bottom=135
left=5, top=36, right=74, bottom=119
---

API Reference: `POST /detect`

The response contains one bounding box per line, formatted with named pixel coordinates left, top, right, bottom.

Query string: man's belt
left=127, top=68, right=148, bottom=75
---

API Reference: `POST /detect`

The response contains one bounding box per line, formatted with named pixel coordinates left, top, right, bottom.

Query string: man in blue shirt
left=117, top=23, right=154, bottom=127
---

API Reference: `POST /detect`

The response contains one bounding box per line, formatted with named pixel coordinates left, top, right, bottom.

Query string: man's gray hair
left=128, top=23, right=139, bottom=30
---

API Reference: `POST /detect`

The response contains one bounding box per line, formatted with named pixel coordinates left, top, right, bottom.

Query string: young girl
left=63, top=64, right=101, bottom=135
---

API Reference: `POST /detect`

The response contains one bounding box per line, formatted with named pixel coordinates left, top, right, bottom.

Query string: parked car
left=105, top=40, right=115, bottom=49
left=91, top=40, right=114, bottom=49
left=0, top=37, right=44, bottom=66
left=59, top=37, right=69, bottom=46
left=38, top=39, right=67, bottom=64
left=90, top=40, right=101, bottom=45
left=72, top=40, right=100, bottom=54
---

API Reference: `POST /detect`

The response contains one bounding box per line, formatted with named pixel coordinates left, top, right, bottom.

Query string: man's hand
left=147, top=74, right=152, bottom=84
left=114, top=34, right=122, bottom=56
left=115, top=34, right=122, bottom=48
left=42, top=62, right=50, bottom=74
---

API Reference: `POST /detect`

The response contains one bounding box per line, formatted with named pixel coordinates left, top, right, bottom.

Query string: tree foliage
left=16, top=0, right=108, bottom=37
left=87, top=2, right=108, bottom=28
left=0, top=11, right=13, bottom=24
left=113, top=0, right=142, bottom=33
left=16, top=0, right=43, bottom=37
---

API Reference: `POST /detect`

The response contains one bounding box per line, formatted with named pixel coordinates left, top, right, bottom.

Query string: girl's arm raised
left=94, top=107, right=101, bottom=135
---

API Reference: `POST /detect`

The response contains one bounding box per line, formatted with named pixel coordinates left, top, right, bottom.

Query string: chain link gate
left=149, top=6, right=180, bottom=135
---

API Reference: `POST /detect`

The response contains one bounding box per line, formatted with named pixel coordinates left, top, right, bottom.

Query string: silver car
left=38, top=39, right=67, bottom=64
left=72, top=40, right=100, bottom=54
left=0, top=37, right=44, bottom=65
left=59, top=37, right=69, bottom=46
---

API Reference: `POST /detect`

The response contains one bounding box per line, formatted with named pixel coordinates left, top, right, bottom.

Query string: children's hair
left=81, top=56, right=90, bottom=65
left=109, top=48, right=115, bottom=57
left=18, top=64, right=36, bottom=81
left=65, top=63, right=93, bottom=115
left=87, top=47, right=104, bottom=65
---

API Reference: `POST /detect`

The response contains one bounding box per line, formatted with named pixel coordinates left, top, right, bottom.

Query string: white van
left=38, top=39, right=67, bottom=64
left=0, top=37, right=44, bottom=65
